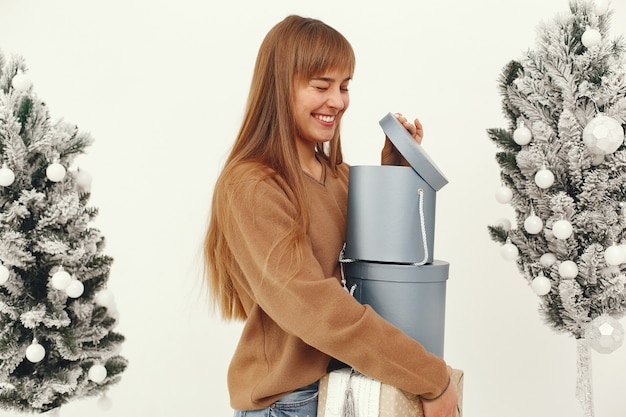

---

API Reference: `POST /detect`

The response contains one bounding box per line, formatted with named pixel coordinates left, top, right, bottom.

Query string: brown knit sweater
left=220, top=160, right=449, bottom=410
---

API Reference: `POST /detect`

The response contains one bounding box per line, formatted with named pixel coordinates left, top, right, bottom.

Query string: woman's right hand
left=381, top=113, right=423, bottom=166
left=421, top=367, right=459, bottom=417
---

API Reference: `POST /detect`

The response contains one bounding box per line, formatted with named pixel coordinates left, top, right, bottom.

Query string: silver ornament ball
left=534, top=169, right=555, bottom=189
left=501, top=242, right=519, bottom=261
left=25, top=342, right=46, bottom=363
left=0, top=264, right=9, bottom=285
left=586, top=315, right=624, bottom=354
left=539, top=253, right=557, bottom=267
left=558, top=260, right=579, bottom=279
left=582, top=27, right=602, bottom=48
left=531, top=275, right=551, bottom=296
left=46, top=162, right=66, bottom=182
left=524, top=214, right=543, bottom=234
left=0, top=164, right=15, bottom=187
left=552, top=219, right=573, bottom=240
left=513, top=124, right=532, bottom=145
left=582, top=115, right=624, bottom=155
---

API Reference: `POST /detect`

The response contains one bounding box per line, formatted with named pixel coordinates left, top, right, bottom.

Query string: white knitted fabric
left=323, top=368, right=381, bottom=417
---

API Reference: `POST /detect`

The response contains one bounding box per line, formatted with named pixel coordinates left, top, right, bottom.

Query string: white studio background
left=1, top=0, right=626, bottom=416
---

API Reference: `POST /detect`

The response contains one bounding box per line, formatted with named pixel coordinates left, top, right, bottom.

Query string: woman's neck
left=297, top=145, right=323, bottom=181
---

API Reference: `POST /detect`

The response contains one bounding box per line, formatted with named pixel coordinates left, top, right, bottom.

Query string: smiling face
left=292, top=68, right=351, bottom=154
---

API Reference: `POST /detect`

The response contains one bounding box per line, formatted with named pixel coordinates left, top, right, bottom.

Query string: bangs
left=293, top=20, right=355, bottom=79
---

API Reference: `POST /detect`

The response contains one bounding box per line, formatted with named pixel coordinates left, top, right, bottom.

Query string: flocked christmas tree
left=0, top=52, right=127, bottom=413
left=488, top=1, right=626, bottom=415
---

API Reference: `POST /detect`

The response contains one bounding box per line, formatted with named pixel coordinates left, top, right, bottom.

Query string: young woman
left=205, top=15, right=457, bottom=417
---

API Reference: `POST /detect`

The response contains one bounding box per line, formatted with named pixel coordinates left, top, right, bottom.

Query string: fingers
left=394, top=112, right=423, bottom=144
left=413, top=117, right=424, bottom=144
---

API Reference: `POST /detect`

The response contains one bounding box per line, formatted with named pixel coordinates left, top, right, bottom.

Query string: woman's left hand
left=381, top=113, right=423, bottom=166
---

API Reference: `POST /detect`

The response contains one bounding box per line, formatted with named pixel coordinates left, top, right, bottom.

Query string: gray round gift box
left=344, top=113, right=448, bottom=264
left=344, top=260, right=449, bottom=358
left=345, top=165, right=436, bottom=264
left=343, top=112, right=450, bottom=357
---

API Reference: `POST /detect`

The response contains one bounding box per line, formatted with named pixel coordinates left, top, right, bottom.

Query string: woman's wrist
left=419, top=375, right=451, bottom=402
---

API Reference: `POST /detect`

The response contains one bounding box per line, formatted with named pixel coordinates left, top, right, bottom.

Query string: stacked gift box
left=343, top=112, right=450, bottom=358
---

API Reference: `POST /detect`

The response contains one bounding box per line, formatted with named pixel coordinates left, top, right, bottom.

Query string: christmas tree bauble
left=0, top=264, right=9, bottom=285
left=496, top=217, right=512, bottom=231
left=65, top=280, right=84, bottom=298
left=513, top=124, right=532, bottom=145
left=558, top=260, right=579, bottom=279
left=46, top=162, right=66, bottom=182
left=552, top=219, right=573, bottom=239
left=582, top=115, right=624, bottom=155
left=95, top=289, right=115, bottom=308
left=604, top=245, right=624, bottom=266
left=586, top=315, right=624, bottom=354
left=534, top=168, right=555, bottom=189
left=25, top=342, right=46, bottom=363
left=0, top=164, right=15, bottom=186
left=539, top=253, right=557, bottom=267
left=97, top=394, right=113, bottom=411
left=582, top=27, right=602, bottom=48
left=531, top=274, right=551, bottom=295
left=495, top=186, right=513, bottom=204
left=88, top=364, right=107, bottom=383
left=51, top=268, right=72, bottom=290
left=594, top=0, right=610, bottom=15
left=524, top=214, right=543, bottom=234
left=501, top=242, right=519, bottom=260
left=75, top=168, right=93, bottom=191
left=11, top=70, right=32, bottom=92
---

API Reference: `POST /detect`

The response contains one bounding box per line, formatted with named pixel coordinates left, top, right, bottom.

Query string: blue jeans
left=233, top=382, right=319, bottom=417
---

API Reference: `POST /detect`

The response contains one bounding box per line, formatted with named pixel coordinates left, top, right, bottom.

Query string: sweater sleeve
left=222, top=171, right=449, bottom=399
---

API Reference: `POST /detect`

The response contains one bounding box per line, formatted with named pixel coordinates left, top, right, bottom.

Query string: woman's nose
left=327, top=87, right=346, bottom=110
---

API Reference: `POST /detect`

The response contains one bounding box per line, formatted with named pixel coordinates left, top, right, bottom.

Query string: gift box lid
left=379, top=112, right=448, bottom=191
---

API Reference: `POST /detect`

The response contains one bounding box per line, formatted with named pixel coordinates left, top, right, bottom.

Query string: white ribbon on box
left=323, top=368, right=381, bottom=417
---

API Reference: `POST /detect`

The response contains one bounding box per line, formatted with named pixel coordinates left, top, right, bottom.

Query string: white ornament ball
left=583, top=115, right=624, bottom=155
left=46, top=162, right=66, bottom=182
left=51, top=269, right=72, bottom=290
left=552, top=219, right=573, bottom=240
left=0, top=164, right=15, bottom=187
left=0, top=264, right=9, bottom=285
left=108, top=306, right=121, bottom=325
left=65, top=280, right=85, bottom=298
left=559, top=260, right=579, bottom=279
left=531, top=274, right=552, bottom=295
left=88, top=364, right=107, bottom=383
left=586, top=315, right=624, bottom=354
left=582, top=27, right=602, bottom=48
left=500, top=242, right=519, bottom=260
left=95, top=289, right=115, bottom=308
left=594, top=0, right=610, bottom=16
left=495, top=186, right=513, bottom=204
left=75, top=169, right=93, bottom=191
left=496, top=217, right=512, bottom=231
left=11, top=71, right=32, bottom=92
left=25, top=342, right=46, bottom=363
left=540, top=253, right=557, bottom=267
left=524, top=214, right=543, bottom=234
left=513, top=124, right=532, bottom=145
left=97, top=394, right=113, bottom=411
left=604, top=245, right=624, bottom=266
left=534, top=169, right=555, bottom=189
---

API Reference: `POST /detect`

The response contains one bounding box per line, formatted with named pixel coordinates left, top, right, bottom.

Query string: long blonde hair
left=204, top=15, right=355, bottom=320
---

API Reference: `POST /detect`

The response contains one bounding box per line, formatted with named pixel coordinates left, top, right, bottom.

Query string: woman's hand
left=421, top=367, right=459, bottom=417
left=381, top=113, right=423, bottom=166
